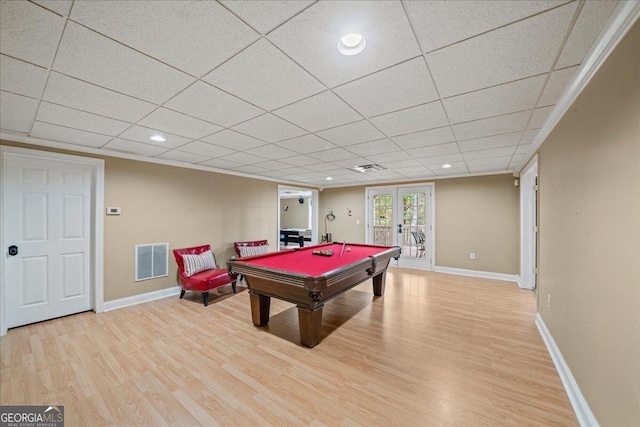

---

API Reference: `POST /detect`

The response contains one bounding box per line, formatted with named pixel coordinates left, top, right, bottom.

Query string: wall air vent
left=353, top=164, right=386, bottom=173
left=135, top=243, right=169, bottom=281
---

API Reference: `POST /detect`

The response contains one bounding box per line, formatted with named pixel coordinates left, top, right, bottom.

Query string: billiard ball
left=346, top=247, right=351, bottom=252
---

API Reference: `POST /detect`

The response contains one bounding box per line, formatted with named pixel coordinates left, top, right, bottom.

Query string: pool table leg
left=249, top=292, right=271, bottom=326
left=372, top=271, right=387, bottom=296
left=297, top=306, right=323, bottom=348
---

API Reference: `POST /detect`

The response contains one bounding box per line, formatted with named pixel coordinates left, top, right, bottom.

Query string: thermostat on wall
left=106, top=207, right=121, bottom=215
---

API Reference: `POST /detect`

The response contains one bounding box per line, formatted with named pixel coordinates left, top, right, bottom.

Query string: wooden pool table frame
left=228, top=243, right=401, bottom=347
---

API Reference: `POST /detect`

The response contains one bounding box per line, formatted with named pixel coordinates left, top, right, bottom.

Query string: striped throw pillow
left=239, top=245, right=269, bottom=257
left=182, top=250, right=216, bottom=277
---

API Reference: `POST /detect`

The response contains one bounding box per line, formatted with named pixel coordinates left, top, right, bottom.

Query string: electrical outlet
left=470, top=252, right=476, bottom=260
left=547, top=294, right=551, bottom=309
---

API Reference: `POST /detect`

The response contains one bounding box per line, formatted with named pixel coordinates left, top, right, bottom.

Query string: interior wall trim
left=434, top=266, right=519, bottom=282
left=536, top=313, right=599, bottom=427
left=103, top=285, right=181, bottom=312
left=516, top=1, right=640, bottom=173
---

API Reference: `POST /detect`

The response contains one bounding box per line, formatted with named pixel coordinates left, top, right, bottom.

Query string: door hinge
left=533, top=267, right=538, bottom=274
left=534, top=226, right=538, bottom=233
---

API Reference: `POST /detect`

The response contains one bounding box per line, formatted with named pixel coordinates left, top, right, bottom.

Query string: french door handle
left=8, top=245, right=18, bottom=256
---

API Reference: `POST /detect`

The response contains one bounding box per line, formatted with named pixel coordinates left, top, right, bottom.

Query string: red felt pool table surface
left=237, top=243, right=392, bottom=276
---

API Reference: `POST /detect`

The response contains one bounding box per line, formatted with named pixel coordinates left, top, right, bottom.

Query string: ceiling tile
left=203, top=38, right=325, bottom=111
left=178, top=141, right=236, bottom=158
left=434, top=167, right=470, bottom=176
left=199, top=158, right=243, bottom=170
left=70, top=1, right=258, bottom=77
left=231, top=113, right=306, bottom=143
left=155, top=150, right=210, bottom=164
left=276, top=134, right=337, bottom=154
left=331, top=156, right=372, bottom=168
left=404, top=1, right=563, bottom=52
left=217, top=152, right=269, bottom=165
left=406, top=142, right=461, bottom=159
left=230, top=164, right=269, bottom=174
left=520, top=129, right=539, bottom=145
left=303, top=163, right=344, bottom=172
left=463, top=147, right=517, bottom=161
left=164, top=81, right=263, bottom=127
left=32, top=1, right=73, bottom=16
left=400, top=170, right=437, bottom=179
left=280, top=155, right=324, bottom=167
left=104, top=138, right=168, bottom=157
left=369, top=102, right=449, bottom=137
left=273, top=91, right=361, bottom=132
left=452, top=111, right=530, bottom=141
left=118, top=125, right=192, bottom=149
left=42, top=72, right=156, bottom=123
left=424, top=161, right=466, bottom=170
left=244, top=144, right=298, bottom=160
left=537, top=66, right=578, bottom=107
left=458, top=132, right=521, bottom=152
left=395, top=165, right=433, bottom=175
left=0, top=91, right=38, bottom=133
left=443, top=74, right=546, bottom=124
left=267, top=1, right=421, bottom=87
left=364, top=151, right=413, bottom=164
left=309, top=148, right=358, bottom=162
left=201, top=130, right=266, bottom=151
left=528, top=106, right=554, bottom=129
left=53, top=22, right=195, bottom=104
left=36, top=102, right=131, bottom=136
left=334, top=57, right=439, bottom=118
left=0, top=55, right=48, bottom=99
left=417, top=153, right=464, bottom=166
left=427, top=3, right=576, bottom=98
left=138, top=108, right=222, bottom=139
left=556, top=1, right=619, bottom=69
left=391, top=126, right=455, bottom=150
left=347, top=139, right=398, bottom=156
left=220, top=0, right=314, bottom=34
left=468, top=164, right=509, bottom=173
left=515, top=143, right=533, bottom=155
left=465, top=156, right=512, bottom=167
left=381, top=159, right=422, bottom=169
left=252, top=160, right=299, bottom=171
left=0, top=1, right=64, bottom=67
left=316, top=120, right=385, bottom=146
left=30, top=121, right=112, bottom=147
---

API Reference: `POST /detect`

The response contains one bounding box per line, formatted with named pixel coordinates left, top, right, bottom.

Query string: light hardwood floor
left=1, top=268, right=576, bottom=426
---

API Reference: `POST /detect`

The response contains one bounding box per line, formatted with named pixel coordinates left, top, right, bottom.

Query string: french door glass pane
left=372, top=194, right=393, bottom=245
left=402, top=192, right=426, bottom=258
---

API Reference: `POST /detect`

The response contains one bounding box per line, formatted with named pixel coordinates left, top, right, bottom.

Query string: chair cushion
left=182, top=250, right=216, bottom=277
left=183, top=268, right=233, bottom=292
left=239, top=244, right=269, bottom=257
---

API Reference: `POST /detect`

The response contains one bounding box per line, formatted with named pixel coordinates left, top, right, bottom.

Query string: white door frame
left=365, top=183, right=435, bottom=270
left=519, top=155, right=538, bottom=290
left=0, top=146, right=104, bottom=336
left=277, top=185, right=319, bottom=248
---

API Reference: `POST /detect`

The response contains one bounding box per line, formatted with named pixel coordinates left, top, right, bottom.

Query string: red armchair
left=173, top=245, right=237, bottom=306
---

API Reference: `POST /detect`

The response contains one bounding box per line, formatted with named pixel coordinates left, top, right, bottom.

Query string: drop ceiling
left=0, top=0, right=624, bottom=187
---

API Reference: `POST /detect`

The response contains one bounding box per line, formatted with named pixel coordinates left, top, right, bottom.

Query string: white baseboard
left=434, top=266, right=519, bottom=282
left=536, top=313, right=599, bottom=427
left=103, top=285, right=181, bottom=312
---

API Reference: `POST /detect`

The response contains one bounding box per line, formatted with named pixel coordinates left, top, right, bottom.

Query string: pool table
left=228, top=242, right=401, bottom=347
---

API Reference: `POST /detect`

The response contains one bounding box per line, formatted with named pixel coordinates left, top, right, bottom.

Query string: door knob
left=8, top=245, right=18, bottom=256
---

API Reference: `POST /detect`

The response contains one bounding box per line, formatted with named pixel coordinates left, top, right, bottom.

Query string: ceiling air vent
left=353, top=164, right=386, bottom=173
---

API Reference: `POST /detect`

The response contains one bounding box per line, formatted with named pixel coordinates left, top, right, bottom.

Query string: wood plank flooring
left=0, top=268, right=577, bottom=426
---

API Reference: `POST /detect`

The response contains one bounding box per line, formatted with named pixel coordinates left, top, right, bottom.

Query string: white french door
left=367, top=184, right=434, bottom=270
left=3, top=152, right=93, bottom=328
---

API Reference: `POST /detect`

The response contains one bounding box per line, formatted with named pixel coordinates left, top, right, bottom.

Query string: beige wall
left=319, top=175, right=519, bottom=274
left=435, top=174, right=519, bottom=273
left=319, top=187, right=366, bottom=243
left=280, top=197, right=309, bottom=229
left=0, top=140, right=278, bottom=302
left=537, top=21, right=639, bottom=426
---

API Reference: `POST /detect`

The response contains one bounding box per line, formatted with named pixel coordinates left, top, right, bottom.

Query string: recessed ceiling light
left=337, top=33, right=366, bottom=56
left=326, top=177, right=333, bottom=181
left=150, top=135, right=166, bottom=142
left=442, top=163, right=452, bottom=169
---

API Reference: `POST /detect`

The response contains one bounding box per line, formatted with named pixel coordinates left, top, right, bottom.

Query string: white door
left=3, top=154, right=92, bottom=328
left=367, top=184, right=433, bottom=270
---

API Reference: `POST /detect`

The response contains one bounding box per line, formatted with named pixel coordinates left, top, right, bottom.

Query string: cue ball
left=347, top=247, right=351, bottom=252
